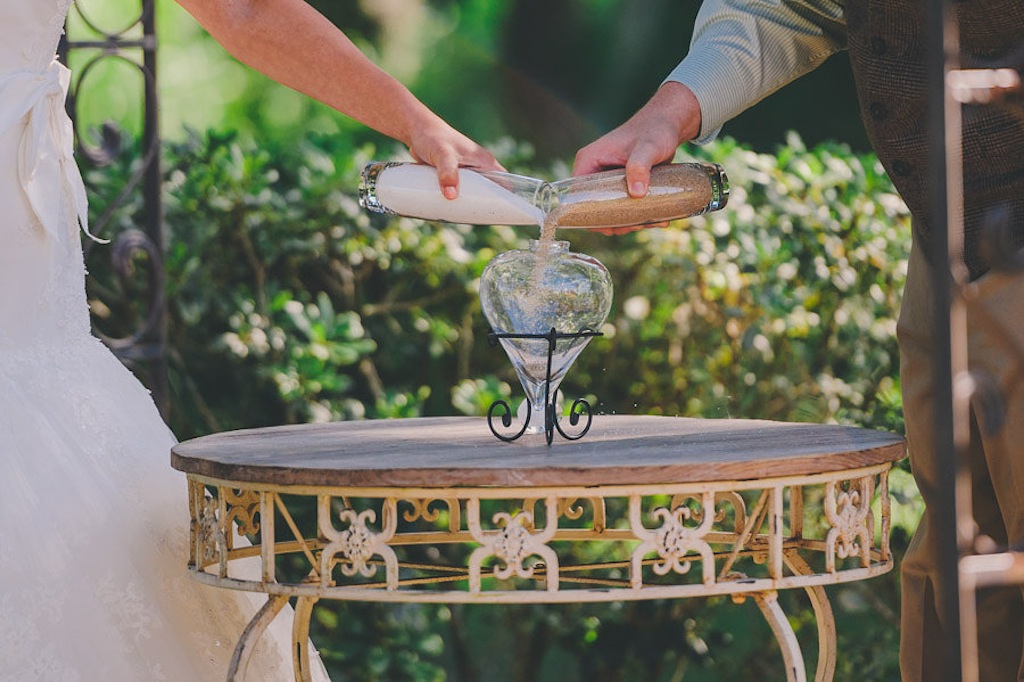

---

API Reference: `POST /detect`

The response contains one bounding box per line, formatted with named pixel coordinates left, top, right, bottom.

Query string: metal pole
left=141, top=0, right=169, bottom=418
left=925, top=0, right=968, bottom=679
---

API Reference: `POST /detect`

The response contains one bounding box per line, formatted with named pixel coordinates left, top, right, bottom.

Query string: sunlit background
left=62, top=2, right=914, bottom=680
left=67, top=0, right=868, bottom=164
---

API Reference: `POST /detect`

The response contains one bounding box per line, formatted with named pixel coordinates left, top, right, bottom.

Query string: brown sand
left=547, top=163, right=714, bottom=228
left=526, top=217, right=559, bottom=309
left=521, top=163, right=716, bottom=322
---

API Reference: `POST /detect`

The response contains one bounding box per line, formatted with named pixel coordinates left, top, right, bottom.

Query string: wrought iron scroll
left=190, top=472, right=896, bottom=596
left=185, top=466, right=896, bottom=680
left=486, top=328, right=602, bottom=444
left=59, top=0, right=167, bottom=415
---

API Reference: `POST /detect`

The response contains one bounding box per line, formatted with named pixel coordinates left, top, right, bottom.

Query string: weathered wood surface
left=171, top=416, right=905, bottom=488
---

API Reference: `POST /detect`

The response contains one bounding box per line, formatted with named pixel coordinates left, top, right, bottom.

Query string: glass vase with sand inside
left=479, top=239, right=613, bottom=443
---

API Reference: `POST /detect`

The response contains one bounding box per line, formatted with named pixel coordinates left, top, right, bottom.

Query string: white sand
left=375, top=164, right=545, bottom=226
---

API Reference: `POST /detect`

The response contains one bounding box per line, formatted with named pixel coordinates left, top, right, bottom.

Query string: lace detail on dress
left=19, top=0, right=70, bottom=71
left=0, top=591, right=83, bottom=682
left=43, top=248, right=91, bottom=339
left=0, top=214, right=92, bottom=350
left=12, top=215, right=40, bottom=247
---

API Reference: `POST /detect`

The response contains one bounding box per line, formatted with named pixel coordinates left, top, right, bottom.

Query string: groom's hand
left=573, top=81, right=702, bottom=234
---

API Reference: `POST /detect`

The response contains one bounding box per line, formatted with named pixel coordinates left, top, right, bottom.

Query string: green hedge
left=88, top=130, right=917, bottom=681
left=148, top=132, right=910, bottom=439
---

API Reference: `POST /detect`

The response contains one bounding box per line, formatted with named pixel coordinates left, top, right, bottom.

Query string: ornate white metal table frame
left=172, top=416, right=904, bottom=682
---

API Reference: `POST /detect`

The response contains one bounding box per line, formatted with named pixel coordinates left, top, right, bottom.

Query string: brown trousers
left=898, top=244, right=1024, bottom=681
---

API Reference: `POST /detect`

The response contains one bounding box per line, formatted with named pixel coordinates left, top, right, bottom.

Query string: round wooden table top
left=171, top=415, right=906, bottom=488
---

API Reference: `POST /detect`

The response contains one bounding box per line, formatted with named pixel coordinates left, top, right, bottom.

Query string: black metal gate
left=60, top=0, right=167, bottom=416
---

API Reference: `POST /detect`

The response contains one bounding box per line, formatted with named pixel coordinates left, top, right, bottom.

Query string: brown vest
left=845, top=0, right=1024, bottom=280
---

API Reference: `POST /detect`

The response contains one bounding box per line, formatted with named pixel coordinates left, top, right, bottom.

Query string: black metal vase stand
left=486, top=327, right=603, bottom=445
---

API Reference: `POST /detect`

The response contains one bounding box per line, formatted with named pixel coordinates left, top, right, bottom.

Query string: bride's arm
left=174, top=0, right=501, bottom=197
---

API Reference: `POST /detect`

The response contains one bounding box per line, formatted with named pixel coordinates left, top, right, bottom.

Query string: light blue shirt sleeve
left=666, top=0, right=849, bottom=143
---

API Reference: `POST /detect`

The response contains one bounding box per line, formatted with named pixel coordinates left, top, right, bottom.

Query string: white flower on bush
left=623, top=296, right=650, bottom=321
left=248, top=327, right=270, bottom=355
left=307, top=401, right=333, bottom=423
left=751, top=334, right=774, bottom=362
left=776, top=262, right=798, bottom=281
left=222, top=332, right=249, bottom=358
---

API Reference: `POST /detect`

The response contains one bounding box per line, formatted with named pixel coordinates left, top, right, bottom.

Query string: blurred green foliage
left=69, top=1, right=915, bottom=678
left=310, top=0, right=870, bottom=157
left=146, top=131, right=910, bottom=442
left=85, top=127, right=916, bottom=680
left=66, top=0, right=868, bottom=160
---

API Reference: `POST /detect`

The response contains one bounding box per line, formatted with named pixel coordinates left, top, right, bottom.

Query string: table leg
left=228, top=594, right=291, bottom=681
left=753, top=590, right=808, bottom=682
left=801, top=584, right=837, bottom=682
left=291, top=596, right=320, bottom=682
left=784, top=552, right=837, bottom=682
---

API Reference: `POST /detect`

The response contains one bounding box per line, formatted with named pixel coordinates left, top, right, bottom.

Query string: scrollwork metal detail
left=196, top=494, right=228, bottom=576
left=467, top=498, right=559, bottom=592
left=824, top=477, right=874, bottom=571
left=397, top=497, right=461, bottom=532
left=318, top=497, right=399, bottom=588
left=630, top=492, right=716, bottom=588
left=670, top=491, right=746, bottom=532
left=223, top=488, right=261, bottom=537
left=486, top=328, right=601, bottom=444
left=521, top=496, right=606, bottom=532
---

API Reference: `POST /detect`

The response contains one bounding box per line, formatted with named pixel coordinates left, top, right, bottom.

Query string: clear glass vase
left=479, top=239, right=613, bottom=434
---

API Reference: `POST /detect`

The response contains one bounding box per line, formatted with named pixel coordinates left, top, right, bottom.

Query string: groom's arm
left=575, top=0, right=848, bottom=195
left=669, top=0, right=848, bottom=144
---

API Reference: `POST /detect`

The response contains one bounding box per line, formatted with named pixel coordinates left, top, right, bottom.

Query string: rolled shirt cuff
left=663, top=54, right=747, bottom=145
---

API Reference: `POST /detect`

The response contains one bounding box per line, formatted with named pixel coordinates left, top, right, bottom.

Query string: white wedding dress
left=0, top=2, right=329, bottom=680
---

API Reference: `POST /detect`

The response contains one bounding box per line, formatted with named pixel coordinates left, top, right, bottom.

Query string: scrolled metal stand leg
left=785, top=552, right=837, bottom=681
left=291, top=596, right=320, bottom=682
left=802, top=584, right=836, bottom=682
left=227, top=594, right=291, bottom=681
left=753, top=590, right=808, bottom=682
left=486, top=328, right=602, bottom=444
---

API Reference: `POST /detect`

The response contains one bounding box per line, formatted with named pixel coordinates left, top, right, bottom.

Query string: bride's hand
left=407, top=118, right=505, bottom=200
left=175, top=0, right=503, bottom=200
